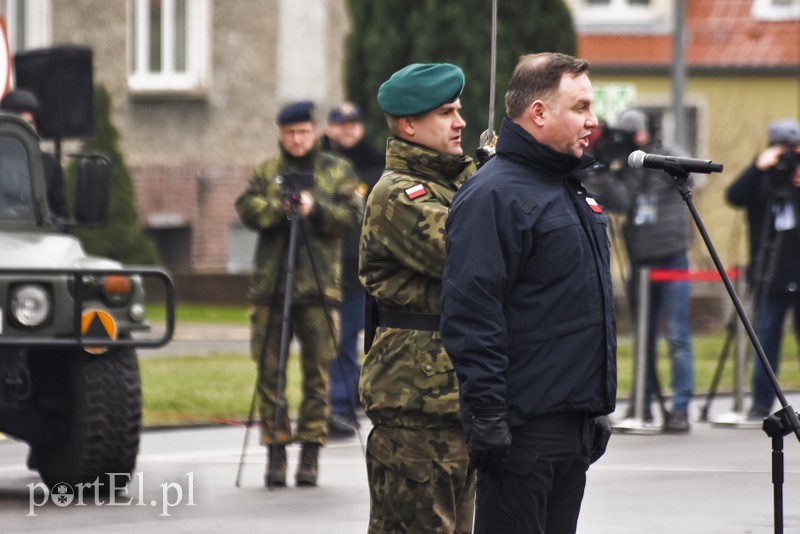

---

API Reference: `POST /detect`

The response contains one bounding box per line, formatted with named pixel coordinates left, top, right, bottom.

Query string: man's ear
left=397, top=116, right=415, bottom=138
left=529, top=100, right=546, bottom=127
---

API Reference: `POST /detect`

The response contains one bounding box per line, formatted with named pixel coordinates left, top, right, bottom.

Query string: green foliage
left=69, top=85, right=160, bottom=265
left=344, top=0, right=576, bottom=151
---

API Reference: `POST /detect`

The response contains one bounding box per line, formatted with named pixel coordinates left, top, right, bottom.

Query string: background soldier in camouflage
left=235, top=101, right=363, bottom=487
left=359, top=64, right=477, bottom=533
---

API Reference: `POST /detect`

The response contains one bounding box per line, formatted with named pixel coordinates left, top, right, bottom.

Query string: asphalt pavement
left=135, top=322, right=800, bottom=532
left=1, top=397, right=799, bottom=533
left=4, top=322, right=798, bottom=532
left=139, top=322, right=251, bottom=357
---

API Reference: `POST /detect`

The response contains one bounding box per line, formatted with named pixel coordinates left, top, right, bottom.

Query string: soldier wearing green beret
left=235, top=100, right=363, bottom=488
left=359, top=63, right=477, bottom=533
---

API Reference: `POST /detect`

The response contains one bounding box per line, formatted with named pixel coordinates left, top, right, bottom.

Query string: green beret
left=377, top=63, right=465, bottom=116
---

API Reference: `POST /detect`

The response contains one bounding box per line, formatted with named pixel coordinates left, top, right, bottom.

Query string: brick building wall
left=132, top=163, right=252, bottom=273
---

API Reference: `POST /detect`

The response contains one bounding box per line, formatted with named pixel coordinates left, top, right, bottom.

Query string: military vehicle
left=0, top=112, right=174, bottom=488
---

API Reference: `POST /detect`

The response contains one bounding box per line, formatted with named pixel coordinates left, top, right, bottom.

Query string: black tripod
left=700, top=187, right=787, bottom=422
left=660, top=160, right=800, bottom=534
left=234, top=172, right=362, bottom=488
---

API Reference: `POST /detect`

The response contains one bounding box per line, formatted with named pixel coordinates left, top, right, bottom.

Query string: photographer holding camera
left=235, top=100, right=363, bottom=487
left=588, top=108, right=698, bottom=433
left=726, top=118, right=800, bottom=421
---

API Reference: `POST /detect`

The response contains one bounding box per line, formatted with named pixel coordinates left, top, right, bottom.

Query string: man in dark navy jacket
left=441, top=52, right=617, bottom=534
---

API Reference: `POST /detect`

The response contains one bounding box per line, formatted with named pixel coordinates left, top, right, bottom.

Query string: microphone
left=628, top=150, right=724, bottom=174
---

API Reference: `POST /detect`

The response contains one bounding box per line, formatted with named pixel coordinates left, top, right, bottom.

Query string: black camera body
left=276, top=171, right=314, bottom=194
left=769, top=144, right=798, bottom=189
left=592, top=126, right=637, bottom=171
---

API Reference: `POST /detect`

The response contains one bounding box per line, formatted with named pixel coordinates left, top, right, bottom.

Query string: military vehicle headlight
left=102, top=274, right=134, bottom=306
left=10, top=284, right=52, bottom=327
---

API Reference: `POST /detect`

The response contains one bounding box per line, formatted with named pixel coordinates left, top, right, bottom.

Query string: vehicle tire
left=32, top=342, right=142, bottom=490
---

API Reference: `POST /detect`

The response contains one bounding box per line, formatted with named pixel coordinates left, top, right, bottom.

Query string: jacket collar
left=279, top=143, right=321, bottom=172
left=384, top=137, right=475, bottom=186
left=496, top=118, right=591, bottom=180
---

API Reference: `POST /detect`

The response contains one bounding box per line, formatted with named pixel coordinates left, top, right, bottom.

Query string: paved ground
left=135, top=321, right=800, bottom=532
left=8, top=322, right=795, bottom=532
left=2, top=397, right=798, bottom=533
left=139, top=322, right=250, bottom=357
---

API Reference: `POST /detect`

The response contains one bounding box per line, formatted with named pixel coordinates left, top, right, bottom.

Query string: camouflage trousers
left=366, top=425, right=476, bottom=534
left=250, top=305, right=338, bottom=446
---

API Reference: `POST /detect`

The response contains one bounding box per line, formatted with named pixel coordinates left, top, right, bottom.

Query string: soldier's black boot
left=265, top=445, right=287, bottom=487
left=295, top=443, right=320, bottom=487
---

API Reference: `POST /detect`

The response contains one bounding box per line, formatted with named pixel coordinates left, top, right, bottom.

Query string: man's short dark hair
left=505, top=53, right=590, bottom=120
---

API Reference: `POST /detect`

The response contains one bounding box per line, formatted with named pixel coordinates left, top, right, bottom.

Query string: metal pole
left=486, top=0, right=498, bottom=136
left=733, top=271, right=746, bottom=414
left=671, top=0, right=687, bottom=151
left=633, top=267, right=650, bottom=423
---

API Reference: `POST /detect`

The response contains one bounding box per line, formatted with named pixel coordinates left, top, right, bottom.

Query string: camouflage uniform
left=236, top=146, right=363, bottom=445
left=359, top=137, right=477, bottom=533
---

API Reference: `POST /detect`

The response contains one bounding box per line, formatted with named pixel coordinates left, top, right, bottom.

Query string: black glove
left=469, top=407, right=511, bottom=472
left=589, top=415, right=612, bottom=464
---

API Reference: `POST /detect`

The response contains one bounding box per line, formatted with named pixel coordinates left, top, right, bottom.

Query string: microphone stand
left=660, top=160, right=800, bottom=534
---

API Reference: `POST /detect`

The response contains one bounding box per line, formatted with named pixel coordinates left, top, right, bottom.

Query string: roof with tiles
left=578, top=0, right=800, bottom=69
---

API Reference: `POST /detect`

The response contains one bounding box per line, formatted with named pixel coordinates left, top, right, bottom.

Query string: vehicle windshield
left=0, top=135, right=34, bottom=220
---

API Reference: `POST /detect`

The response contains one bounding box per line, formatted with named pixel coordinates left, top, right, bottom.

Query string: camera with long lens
left=275, top=171, right=314, bottom=199
left=768, top=144, right=798, bottom=190
left=591, top=125, right=637, bottom=172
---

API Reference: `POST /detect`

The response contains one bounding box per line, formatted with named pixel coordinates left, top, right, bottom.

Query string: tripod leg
left=293, top=305, right=338, bottom=444
left=236, top=287, right=283, bottom=487
left=699, top=314, right=735, bottom=421
left=298, top=219, right=367, bottom=453
left=236, top=306, right=292, bottom=488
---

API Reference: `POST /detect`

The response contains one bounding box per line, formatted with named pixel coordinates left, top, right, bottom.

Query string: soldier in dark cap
left=235, top=100, right=363, bottom=487
left=358, top=63, right=477, bottom=533
left=0, top=89, right=69, bottom=225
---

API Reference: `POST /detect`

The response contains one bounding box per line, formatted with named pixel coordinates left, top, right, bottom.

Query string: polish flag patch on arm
left=585, top=197, right=603, bottom=213
left=404, top=184, right=428, bottom=200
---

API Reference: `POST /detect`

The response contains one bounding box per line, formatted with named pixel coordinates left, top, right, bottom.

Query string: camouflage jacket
left=359, top=137, right=476, bottom=428
left=235, top=147, right=363, bottom=305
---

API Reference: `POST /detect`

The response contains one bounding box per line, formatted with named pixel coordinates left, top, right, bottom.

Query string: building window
left=567, top=0, right=670, bottom=28
left=3, top=0, right=51, bottom=54
left=613, top=104, right=700, bottom=158
left=227, top=223, right=256, bottom=274
left=584, top=0, right=650, bottom=5
left=751, top=0, right=800, bottom=20
left=127, top=0, right=210, bottom=95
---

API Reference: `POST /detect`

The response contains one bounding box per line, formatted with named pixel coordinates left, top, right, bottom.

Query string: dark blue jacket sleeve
left=441, top=183, right=517, bottom=412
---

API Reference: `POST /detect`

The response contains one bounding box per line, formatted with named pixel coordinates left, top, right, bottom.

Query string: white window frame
left=566, top=0, right=675, bottom=31
left=3, top=0, right=51, bottom=54
left=127, top=0, right=211, bottom=95
left=751, top=0, right=800, bottom=21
